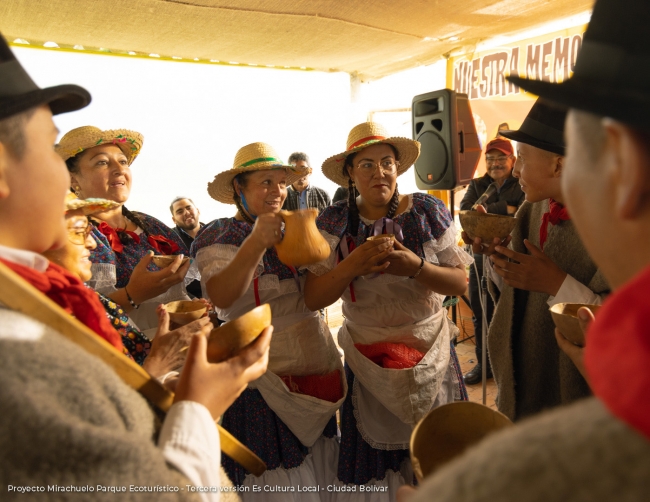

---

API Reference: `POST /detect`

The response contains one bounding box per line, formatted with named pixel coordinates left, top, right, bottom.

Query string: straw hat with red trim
left=64, top=191, right=119, bottom=216
left=322, top=122, right=420, bottom=187
left=208, top=142, right=309, bottom=204
left=56, top=126, right=143, bottom=165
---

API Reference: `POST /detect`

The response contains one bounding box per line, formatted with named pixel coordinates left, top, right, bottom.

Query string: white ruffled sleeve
left=423, top=221, right=474, bottom=268
left=195, top=243, right=264, bottom=286
left=87, top=262, right=118, bottom=295
left=304, top=230, right=340, bottom=276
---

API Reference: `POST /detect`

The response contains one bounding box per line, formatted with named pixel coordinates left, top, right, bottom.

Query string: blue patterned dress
left=96, top=291, right=151, bottom=366
left=308, top=193, right=471, bottom=494
left=87, top=212, right=195, bottom=332
left=192, top=218, right=343, bottom=501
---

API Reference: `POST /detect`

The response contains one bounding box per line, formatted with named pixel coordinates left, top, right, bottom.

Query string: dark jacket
left=173, top=222, right=205, bottom=250
left=460, top=173, right=525, bottom=215
left=283, top=185, right=331, bottom=213
left=333, top=186, right=349, bottom=204
left=173, top=222, right=205, bottom=298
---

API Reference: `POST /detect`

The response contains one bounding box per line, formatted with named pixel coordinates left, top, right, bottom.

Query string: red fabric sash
left=97, top=221, right=179, bottom=256
left=539, top=199, right=570, bottom=250
left=280, top=370, right=343, bottom=403
left=0, top=258, right=124, bottom=351
left=147, top=234, right=180, bottom=255
left=585, top=264, right=650, bottom=440
left=97, top=222, right=140, bottom=253
left=355, top=342, right=425, bottom=369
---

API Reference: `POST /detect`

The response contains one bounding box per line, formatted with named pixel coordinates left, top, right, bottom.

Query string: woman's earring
left=73, top=186, right=81, bottom=197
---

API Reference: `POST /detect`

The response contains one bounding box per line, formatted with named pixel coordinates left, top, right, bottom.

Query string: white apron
left=250, top=311, right=346, bottom=447
left=340, top=308, right=452, bottom=448
left=210, top=266, right=345, bottom=448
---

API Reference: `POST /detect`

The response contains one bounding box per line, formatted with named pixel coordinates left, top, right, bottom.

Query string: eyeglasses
left=355, top=159, right=399, bottom=177
left=486, top=155, right=511, bottom=165
left=68, top=223, right=93, bottom=245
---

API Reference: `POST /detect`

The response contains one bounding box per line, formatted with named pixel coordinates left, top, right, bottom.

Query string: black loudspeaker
left=412, top=89, right=481, bottom=190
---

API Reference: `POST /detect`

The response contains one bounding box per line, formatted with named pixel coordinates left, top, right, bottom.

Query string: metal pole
left=480, top=255, right=488, bottom=405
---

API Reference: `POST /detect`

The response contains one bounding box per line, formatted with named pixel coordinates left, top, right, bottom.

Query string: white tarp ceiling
left=0, top=0, right=594, bottom=80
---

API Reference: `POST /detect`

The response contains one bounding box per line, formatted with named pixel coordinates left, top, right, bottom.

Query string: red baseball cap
left=485, top=138, right=513, bottom=156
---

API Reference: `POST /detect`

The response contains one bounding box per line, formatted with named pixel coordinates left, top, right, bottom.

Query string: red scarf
left=0, top=258, right=124, bottom=351
left=97, top=222, right=140, bottom=253
left=539, top=199, right=570, bottom=250
left=585, top=264, right=650, bottom=440
left=98, top=222, right=179, bottom=255
left=147, top=234, right=180, bottom=255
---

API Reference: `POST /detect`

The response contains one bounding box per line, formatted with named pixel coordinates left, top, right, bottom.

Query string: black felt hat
left=499, top=98, right=567, bottom=156
left=0, top=34, right=90, bottom=120
left=508, top=0, right=650, bottom=131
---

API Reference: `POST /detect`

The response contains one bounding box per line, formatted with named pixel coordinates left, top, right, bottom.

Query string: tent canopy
left=1, top=0, right=593, bottom=81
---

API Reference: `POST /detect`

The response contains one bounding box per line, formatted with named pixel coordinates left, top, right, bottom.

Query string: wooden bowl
left=549, top=303, right=601, bottom=347
left=164, top=300, right=207, bottom=326
left=366, top=233, right=395, bottom=243
left=207, top=304, right=272, bottom=362
left=459, top=211, right=517, bottom=242
left=152, top=255, right=190, bottom=269
left=410, top=401, right=512, bottom=482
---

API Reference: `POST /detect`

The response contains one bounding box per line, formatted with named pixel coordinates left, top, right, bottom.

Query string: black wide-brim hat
left=499, top=98, right=567, bottom=156
left=0, top=34, right=90, bottom=120
left=508, top=0, right=650, bottom=132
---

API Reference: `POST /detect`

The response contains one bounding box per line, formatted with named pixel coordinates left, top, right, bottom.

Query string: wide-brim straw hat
left=208, top=142, right=309, bottom=204
left=322, top=122, right=420, bottom=187
left=507, top=0, right=650, bottom=133
left=56, top=126, right=144, bottom=165
left=64, top=192, right=119, bottom=216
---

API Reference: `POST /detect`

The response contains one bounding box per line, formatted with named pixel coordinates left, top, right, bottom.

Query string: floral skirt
left=221, top=387, right=338, bottom=486
left=337, top=342, right=467, bottom=485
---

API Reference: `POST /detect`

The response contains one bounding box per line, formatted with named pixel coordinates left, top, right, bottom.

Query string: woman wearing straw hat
left=304, top=122, right=472, bottom=495
left=57, top=126, right=195, bottom=334
left=192, top=142, right=346, bottom=500
left=42, top=192, right=211, bottom=380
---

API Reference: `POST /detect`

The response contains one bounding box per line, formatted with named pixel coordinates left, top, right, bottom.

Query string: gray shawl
left=0, top=308, right=238, bottom=501
left=410, top=397, right=650, bottom=502
left=487, top=200, right=609, bottom=421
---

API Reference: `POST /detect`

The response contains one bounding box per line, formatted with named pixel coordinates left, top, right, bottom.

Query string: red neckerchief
left=97, top=222, right=179, bottom=255
left=97, top=221, right=140, bottom=253
left=0, top=258, right=124, bottom=351
left=539, top=199, right=570, bottom=250
left=147, top=235, right=180, bottom=255
left=585, top=264, right=650, bottom=440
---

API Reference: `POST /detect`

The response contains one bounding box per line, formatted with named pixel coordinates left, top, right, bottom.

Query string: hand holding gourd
left=249, top=213, right=283, bottom=250
left=346, top=237, right=393, bottom=276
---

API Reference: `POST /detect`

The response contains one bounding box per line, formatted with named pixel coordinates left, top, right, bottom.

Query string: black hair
left=232, top=171, right=255, bottom=225
left=169, top=196, right=196, bottom=214
left=288, top=151, right=310, bottom=166
left=343, top=146, right=401, bottom=237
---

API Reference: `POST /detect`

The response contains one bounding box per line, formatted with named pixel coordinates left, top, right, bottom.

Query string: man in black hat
left=463, top=99, right=608, bottom=422
left=0, top=35, right=270, bottom=494
left=399, top=1, right=650, bottom=501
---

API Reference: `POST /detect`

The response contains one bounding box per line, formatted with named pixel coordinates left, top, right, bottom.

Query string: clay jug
left=275, top=209, right=331, bottom=266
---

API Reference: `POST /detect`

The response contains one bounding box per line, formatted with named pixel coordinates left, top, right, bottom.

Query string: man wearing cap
left=282, top=152, right=331, bottom=213
left=399, top=2, right=650, bottom=500
left=0, top=34, right=270, bottom=497
left=460, top=138, right=524, bottom=385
